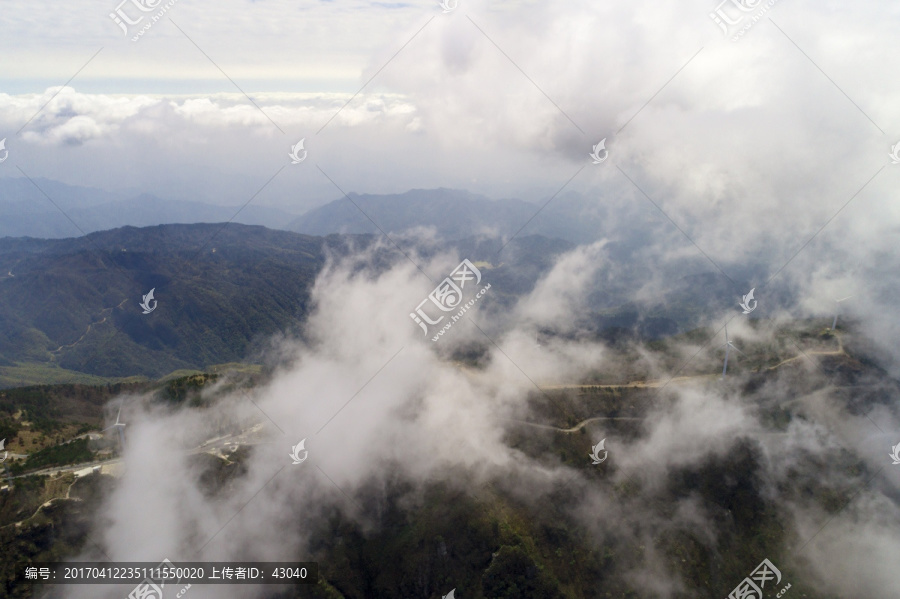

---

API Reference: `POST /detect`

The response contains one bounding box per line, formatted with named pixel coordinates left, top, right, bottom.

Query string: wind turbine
left=719, top=325, right=744, bottom=378
left=831, top=295, right=854, bottom=330
left=1, top=439, right=11, bottom=491
left=102, top=405, right=126, bottom=451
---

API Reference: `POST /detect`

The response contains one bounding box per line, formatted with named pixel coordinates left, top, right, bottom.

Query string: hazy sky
left=0, top=0, right=895, bottom=215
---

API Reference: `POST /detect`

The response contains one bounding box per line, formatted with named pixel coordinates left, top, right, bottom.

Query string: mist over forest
left=1, top=0, right=900, bottom=597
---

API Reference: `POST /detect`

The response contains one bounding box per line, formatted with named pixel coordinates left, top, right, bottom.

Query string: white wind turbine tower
left=720, top=325, right=744, bottom=378
left=1, top=439, right=11, bottom=491
left=102, top=405, right=126, bottom=452
left=831, top=295, right=854, bottom=330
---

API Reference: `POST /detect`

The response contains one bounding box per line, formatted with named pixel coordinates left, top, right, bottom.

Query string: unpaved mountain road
left=522, top=337, right=846, bottom=434
left=50, top=298, right=130, bottom=354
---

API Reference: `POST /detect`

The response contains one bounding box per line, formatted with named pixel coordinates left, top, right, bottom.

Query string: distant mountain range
left=286, top=188, right=613, bottom=244
left=0, top=178, right=620, bottom=245
left=0, top=177, right=299, bottom=239
left=0, top=179, right=767, bottom=386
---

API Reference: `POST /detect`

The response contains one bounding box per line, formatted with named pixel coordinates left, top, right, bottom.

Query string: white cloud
left=2, top=2, right=900, bottom=592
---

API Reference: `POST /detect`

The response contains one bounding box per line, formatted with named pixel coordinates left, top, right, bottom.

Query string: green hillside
left=0, top=224, right=326, bottom=380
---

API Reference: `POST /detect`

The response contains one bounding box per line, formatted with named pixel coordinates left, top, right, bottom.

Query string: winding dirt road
left=523, top=336, right=846, bottom=434
left=509, top=416, right=644, bottom=434
left=540, top=374, right=716, bottom=391
left=51, top=298, right=130, bottom=354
